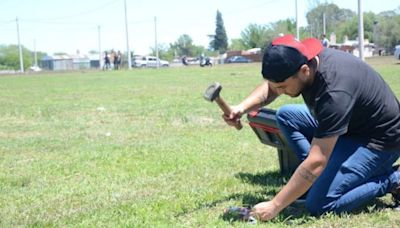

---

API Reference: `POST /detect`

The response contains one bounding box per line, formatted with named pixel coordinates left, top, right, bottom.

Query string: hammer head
left=204, top=82, right=222, bottom=102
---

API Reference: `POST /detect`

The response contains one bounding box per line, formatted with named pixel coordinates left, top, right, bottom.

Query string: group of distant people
left=103, top=50, right=122, bottom=70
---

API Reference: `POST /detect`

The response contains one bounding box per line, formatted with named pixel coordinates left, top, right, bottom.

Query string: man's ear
left=300, top=64, right=310, bottom=76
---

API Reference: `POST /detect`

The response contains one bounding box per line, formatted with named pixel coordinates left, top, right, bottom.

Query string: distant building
left=41, top=55, right=73, bottom=71
left=325, top=35, right=375, bottom=58
left=341, top=37, right=374, bottom=58
left=71, top=53, right=90, bottom=70
left=41, top=53, right=99, bottom=71
left=88, top=54, right=100, bottom=68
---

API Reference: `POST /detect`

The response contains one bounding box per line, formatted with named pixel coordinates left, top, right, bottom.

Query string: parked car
left=394, top=45, right=400, bottom=60
left=29, top=66, right=42, bottom=72
left=225, top=55, right=252, bottom=63
left=133, top=56, right=169, bottom=68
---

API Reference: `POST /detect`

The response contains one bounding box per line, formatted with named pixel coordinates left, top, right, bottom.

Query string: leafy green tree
left=240, top=19, right=299, bottom=51
left=169, top=34, right=206, bottom=57
left=170, top=34, right=195, bottom=56
left=229, top=38, right=246, bottom=51
left=150, top=43, right=175, bottom=61
left=362, top=12, right=379, bottom=42
left=335, top=16, right=358, bottom=42
left=306, top=2, right=355, bottom=38
left=0, top=45, right=34, bottom=70
left=210, top=10, right=228, bottom=54
left=374, top=11, right=400, bottom=52
left=334, top=12, right=377, bottom=43
left=333, top=9, right=400, bottom=52
left=33, top=51, right=47, bottom=67
left=240, top=23, right=269, bottom=49
left=271, top=19, right=297, bottom=35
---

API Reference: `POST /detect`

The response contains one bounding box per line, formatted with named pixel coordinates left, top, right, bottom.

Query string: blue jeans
left=276, top=104, right=400, bottom=215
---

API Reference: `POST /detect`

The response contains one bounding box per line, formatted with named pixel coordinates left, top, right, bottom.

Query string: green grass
left=1, top=56, right=400, bottom=227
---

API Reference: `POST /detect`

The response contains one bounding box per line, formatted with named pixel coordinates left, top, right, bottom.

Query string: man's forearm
left=239, top=81, right=278, bottom=113
left=272, top=163, right=318, bottom=210
left=271, top=137, right=337, bottom=211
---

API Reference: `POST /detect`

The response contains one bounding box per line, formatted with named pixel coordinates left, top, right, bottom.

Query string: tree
left=240, top=23, right=269, bottom=49
left=306, top=2, right=400, bottom=52
left=170, top=34, right=195, bottom=56
left=169, top=34, right=205, bottom=57
left=229, top=38, right=246, bottom=51
left=374, top=11, right=400, bottom=53
left=33, top=51, right=47, bottom=67
left=267, top=19, right=300, bottom=39
left=306, top=2, right=355, bottom=38
left=150, top=43, right=174, bottom=61
left=239, top=19, right=299, bottom=51
left=210, top=10, right=228, bottom=54
left=332, top=12, right=377, bottom=43
left=272, top=19, right=297, bottom=35
left=0, top=45, right=35, bottom=70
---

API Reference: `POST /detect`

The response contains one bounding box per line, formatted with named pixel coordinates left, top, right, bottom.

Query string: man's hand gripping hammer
left=203, top=82, right=243, bottom=130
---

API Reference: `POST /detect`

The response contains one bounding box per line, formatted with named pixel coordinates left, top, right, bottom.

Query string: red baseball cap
left=272, top=34, right=322, bottom=60
left=262, top=34, right=323, bottom=82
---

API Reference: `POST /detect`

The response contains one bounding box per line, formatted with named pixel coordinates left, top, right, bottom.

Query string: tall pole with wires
left=358, top=0, right=364, bottom=61
left=16, top=17, right=24, bottom=73
left=98, top=25, right=102, bottom=69
left=124, top=0, right=132, bottom=69
left=33, top=39, right=37, bottom=67
left=154, top=16, right=159, bottom=69
left=295, top=0, right=299, bottom=39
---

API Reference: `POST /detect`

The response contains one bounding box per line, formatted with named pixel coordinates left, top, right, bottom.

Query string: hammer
left=203, top=82, right=243, bottom=130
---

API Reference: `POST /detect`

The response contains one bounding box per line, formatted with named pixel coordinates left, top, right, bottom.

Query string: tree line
left=1, top=2, right=399, bottom=70
left=161, top=3, right=400, bottom=60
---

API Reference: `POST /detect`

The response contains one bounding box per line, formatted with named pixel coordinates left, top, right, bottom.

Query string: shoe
left=391, top=165, right=400, bottom=207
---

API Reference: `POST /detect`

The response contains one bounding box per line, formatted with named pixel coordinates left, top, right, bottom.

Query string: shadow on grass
left=350, top=198, right=396, bottom=214
left=229, top=170, right=397, bottom=224
left=175, top=170, right=290, bottom=222
left=234, top=170, right=289, bottom=187
left=174, top=191, right=268, bottom=218
left=176, top=169, right=396, bottom=225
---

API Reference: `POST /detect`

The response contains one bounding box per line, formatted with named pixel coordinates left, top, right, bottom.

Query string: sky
left=0, top=0, right=399, bottom=56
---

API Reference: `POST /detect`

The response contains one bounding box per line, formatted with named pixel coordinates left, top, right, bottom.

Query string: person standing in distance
left=321, top=34, right=330, bottom=47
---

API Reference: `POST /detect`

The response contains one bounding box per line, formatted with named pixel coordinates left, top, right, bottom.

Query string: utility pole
left=98, top=25, right=102, bottom=69
left=358, top=0, right=365, bottom=61
left=323, top=0, right=327, bottom=36
left=295, top=0, right=299, bottom=39
left=33, top=39, right=37, bottom=67
left=154, top=16, right=159, bottom=69
left=124, top=0, right=132, bottom=69
left=16, top=17, right=24, bottom=73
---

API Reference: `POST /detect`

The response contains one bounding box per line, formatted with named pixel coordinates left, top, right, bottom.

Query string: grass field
left=1, top=56, right=400, bottom=227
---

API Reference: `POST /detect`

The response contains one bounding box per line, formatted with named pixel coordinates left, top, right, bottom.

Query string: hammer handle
left=215, top=97, right=243, bottom=130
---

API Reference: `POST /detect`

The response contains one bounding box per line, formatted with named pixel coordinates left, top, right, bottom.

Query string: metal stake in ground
left=203, top=82, right=243, bottom=130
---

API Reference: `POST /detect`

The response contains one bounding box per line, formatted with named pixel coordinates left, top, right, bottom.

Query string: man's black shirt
left=302, top=48, right=400, bottom=152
